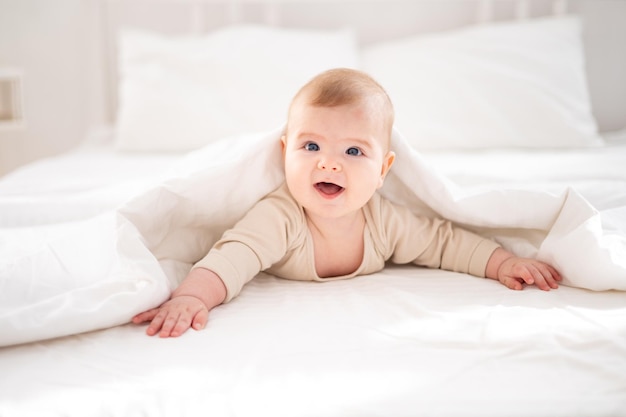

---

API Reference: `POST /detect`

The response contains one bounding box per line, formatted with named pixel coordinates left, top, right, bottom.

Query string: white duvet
left=1, top=128, right=625, bottom=347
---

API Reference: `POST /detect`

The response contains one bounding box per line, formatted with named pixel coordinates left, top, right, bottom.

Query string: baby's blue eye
left=346, top=147, right=362, bottom=156
left=305, top=142, right=320, bottom=151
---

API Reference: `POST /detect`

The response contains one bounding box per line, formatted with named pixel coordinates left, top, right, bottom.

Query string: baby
left=133, top=68, right=561, bottom=338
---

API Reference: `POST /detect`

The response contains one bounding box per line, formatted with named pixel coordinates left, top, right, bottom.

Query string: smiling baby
left=133, top=68, right=561, bottom=338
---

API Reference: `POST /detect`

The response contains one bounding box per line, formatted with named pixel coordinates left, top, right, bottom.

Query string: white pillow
left=362, top=16, right=603, bottom=150
left=116, top=25, right=358, bottom=151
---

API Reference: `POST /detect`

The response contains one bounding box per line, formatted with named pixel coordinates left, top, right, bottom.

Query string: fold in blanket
left=1, top=128, right=625, bottom=346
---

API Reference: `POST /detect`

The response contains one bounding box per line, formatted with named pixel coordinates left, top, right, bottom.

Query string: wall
left=0, top=0, right=105, bottom=177
left=578, top=0, right=626, bottom=133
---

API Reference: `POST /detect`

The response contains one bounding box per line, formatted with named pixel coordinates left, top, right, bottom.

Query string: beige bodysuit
left=194, top=183, right=500, bottom=302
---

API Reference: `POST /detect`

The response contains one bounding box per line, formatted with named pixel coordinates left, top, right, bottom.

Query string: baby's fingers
left=169, top=309, right=209, bottom=336
left=499, top=275, right=525, bottom=291
left=132, top=309, right=159, bottom=325
left=526, top=263, right=560, bottom=291
left=538, top=263, right=561, bottom=289
left=498, top=257, right=562, bottom=292
left=158, top=311, right=187, bottom=338
left=547, top=264, right=562, bottom=282
left=145, top=309, right=170, bottom=336
left=157, top=308, right=206, bottom=338
left=192, top=309, right=209, bottom=331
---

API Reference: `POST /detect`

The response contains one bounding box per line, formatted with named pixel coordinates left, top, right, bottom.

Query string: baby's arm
left=131, top=268, right=226, bottom=337
left=485, top=247, right=562, bottom=291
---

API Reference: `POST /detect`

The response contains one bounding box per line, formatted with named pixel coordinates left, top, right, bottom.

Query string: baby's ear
left=280, top=135, right=287, bottom=153
left=378, top=151, right=395, bottom=188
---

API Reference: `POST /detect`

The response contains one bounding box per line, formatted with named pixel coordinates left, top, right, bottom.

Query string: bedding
left=1, top=127, right=625, bottom=347
left=362, top=16, right=603, bottom=150
left=1, top=128, right=625, bottom=416
left=116, top=26, right=358, bottom=151
left=115, top=15, right=603, bottom=153
left=2, top=267, right=625, bottom=417
left=0, top=133, right=181, bottom=227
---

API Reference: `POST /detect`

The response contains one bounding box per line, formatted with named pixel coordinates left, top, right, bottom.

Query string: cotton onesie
left=193, top=183, right=500, bottom=302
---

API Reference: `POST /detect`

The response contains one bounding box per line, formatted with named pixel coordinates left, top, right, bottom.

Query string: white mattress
left=1, top=137, right=625, bottom=417
left=2, top=266, right=625, bottom=417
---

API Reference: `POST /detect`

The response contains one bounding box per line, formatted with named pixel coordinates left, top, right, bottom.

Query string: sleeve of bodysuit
left=377, top=198, right=500, bottom=277
left=192, top=190, right=301, bottom=302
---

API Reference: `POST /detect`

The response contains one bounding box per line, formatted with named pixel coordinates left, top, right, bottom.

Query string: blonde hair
left=286, top=68, right=394, bottom=142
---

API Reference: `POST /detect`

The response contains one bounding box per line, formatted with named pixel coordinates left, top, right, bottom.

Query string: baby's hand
left=497, top=256, right=562, bottom=291
left=132, top=295, right=209, bottom=338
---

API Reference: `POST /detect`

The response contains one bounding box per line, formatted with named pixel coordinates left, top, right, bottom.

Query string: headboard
left=99, top=0, right=626, bottom=133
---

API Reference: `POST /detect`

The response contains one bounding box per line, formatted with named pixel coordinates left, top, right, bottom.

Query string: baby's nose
left=317, top=158, right=342, bottom=172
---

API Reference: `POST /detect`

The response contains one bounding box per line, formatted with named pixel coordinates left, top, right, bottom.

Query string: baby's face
left=282, top=98, right=395, bottom=221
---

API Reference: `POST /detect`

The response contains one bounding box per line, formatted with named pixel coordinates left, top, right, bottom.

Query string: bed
left=1, top=0, right=626, bottom=416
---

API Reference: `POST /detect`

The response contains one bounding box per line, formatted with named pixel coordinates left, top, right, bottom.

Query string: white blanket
left=1, top=128, right=625, bottom=347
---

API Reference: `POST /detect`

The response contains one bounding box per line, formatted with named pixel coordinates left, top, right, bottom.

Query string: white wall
left=0, top=0, right=105, bottom=176
left=578, top=0, right=626, bottom=133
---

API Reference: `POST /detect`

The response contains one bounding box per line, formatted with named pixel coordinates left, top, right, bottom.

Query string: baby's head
left=285, top=68, right=394, bottom=149
left=281, top=68, right=396, bottom=220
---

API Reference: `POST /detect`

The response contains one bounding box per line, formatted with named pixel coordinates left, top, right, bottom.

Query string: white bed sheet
left=1, top=266, right=625, bottom=417
left=1, top=135, right=625, bottom=416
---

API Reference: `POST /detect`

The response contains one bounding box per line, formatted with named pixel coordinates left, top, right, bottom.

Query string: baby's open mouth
left=314, top=182, right=344, bottom=196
